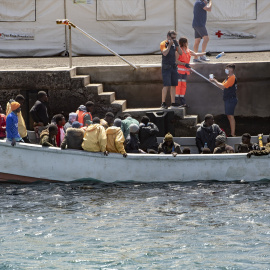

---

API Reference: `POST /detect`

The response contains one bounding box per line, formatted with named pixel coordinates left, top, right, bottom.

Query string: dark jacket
left=30, top=100, right=49, bottom=126
left=196, top=121, right=225, bottom=153
left=61, top=128, right=84, bottom=150
left=158, top=140, right=182, bottom=154
left=139, top=122, right=159, bottom=152
left=40, top=129, right=56, bottom=147
left=125, top=133, right=140, bottom=153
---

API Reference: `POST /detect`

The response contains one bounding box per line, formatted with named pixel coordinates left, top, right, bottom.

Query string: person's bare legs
left=170, top=86, right=176, bottom=104
left=193, top=38, right=201, bottom=59
left=227, top=115, right=236, bottom=136
left=202, top=35, right=209, bottom=53
left=162, top=86, right=170, bottom=103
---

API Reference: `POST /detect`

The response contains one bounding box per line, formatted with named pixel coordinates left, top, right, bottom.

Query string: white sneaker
left=200, top=55, right=210, bottom=62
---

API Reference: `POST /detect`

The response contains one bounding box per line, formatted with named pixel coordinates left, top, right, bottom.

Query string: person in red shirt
left=0, top=105, right=6, bottom=139
left=176, top=37, right=209, bottom=107
left=54, top=114, right=66, bottom=147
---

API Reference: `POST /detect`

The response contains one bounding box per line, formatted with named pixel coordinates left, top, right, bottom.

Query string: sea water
left=0, top=181, right=270, bottom=269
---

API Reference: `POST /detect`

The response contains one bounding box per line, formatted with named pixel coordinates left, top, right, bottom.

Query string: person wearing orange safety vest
left=175, top=37, right=209, bottom=107
left=76, top=101, right=94, bottom=126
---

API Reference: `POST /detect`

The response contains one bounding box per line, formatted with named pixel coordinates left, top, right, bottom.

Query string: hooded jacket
left=106, top=126, right=126, bottom=154
left=158, top=139, right=182, bottom=154
left=6, top=100, right=27, bottom=138
left=40, top=129, right=56, bottom=147
left=139, top=122, right=159, bottom=152
left=121, top=117, right=139, bottom=138
left=61, top=128, right=84, bottom=150
left=82, top=124, right=107, bottom=152
left=196, top=121, right=225, bottom=153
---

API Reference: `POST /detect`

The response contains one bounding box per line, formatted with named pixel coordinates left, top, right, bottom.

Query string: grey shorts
left=162, top=64, right=178, bottom=86
left=194, top=26, right=208, bottom=39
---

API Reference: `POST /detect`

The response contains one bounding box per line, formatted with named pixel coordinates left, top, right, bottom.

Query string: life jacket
left=76, top=110, right=92, bottom=126
left=177, top=48, right=191, bottom=75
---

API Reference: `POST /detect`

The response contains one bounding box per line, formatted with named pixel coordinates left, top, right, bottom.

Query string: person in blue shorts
left=210, top=64, right=238, bottom=137
left=192, top=0, right=212, bottom=62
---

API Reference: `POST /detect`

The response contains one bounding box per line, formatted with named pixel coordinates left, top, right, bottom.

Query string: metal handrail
left=56, top=19, right=137, bottom=69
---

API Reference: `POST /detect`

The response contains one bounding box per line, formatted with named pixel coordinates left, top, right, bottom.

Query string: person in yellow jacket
left=6, top=94, right=30, bottom=143
left=82, top=117, right=108, bottom=155
left=106, top=118, right=127, bottom=158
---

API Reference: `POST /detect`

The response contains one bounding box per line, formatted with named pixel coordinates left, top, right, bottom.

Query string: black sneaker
left=170, top=103, right=179, bottom=108
left=161, top=102, right=167, bottom=109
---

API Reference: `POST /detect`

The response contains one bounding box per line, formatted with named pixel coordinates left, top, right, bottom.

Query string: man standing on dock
left=160, top=30, right=182, bottom=109
left=192, top=0, right=212, bottom=62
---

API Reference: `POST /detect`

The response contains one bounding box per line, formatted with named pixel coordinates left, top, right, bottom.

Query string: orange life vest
left=76, top=110, right=92, bottom=126
left=177, top=48, right=191, bottom=75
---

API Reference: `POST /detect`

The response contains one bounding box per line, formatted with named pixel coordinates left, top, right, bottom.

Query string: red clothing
left=56, top=125, right=65, bottom=147
left=0, top=113, right=6, bottom=138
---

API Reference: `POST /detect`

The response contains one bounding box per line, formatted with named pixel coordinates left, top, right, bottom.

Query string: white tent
left=0, top=0, right=269, bottom=57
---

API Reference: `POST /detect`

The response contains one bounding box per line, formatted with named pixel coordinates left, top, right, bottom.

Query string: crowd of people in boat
left=0, top=92, right=269, bottom=157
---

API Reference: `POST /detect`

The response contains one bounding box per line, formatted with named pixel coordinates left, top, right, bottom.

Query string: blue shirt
left=192, top=0, right=207, bottom=28
left=6, top=112, right=21, bottom=141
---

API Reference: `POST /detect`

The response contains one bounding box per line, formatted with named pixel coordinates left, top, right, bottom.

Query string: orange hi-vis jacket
left=76, top=110, right=92, bottom=126
left=177, top=48, right=191, bottom=75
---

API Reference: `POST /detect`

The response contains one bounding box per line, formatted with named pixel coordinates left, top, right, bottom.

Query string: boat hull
left=0, top=141, right=269, bottom=183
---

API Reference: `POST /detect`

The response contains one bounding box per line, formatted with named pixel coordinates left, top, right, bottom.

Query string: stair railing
left=56, top=19, right=137, bottom=69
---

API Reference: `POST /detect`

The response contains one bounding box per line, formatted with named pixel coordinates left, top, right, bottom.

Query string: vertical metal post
left=174, top=0, right=177, bottom=31
left=69, top=25, right=72, bottom=68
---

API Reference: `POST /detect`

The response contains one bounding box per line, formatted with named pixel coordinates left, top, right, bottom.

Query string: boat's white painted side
left=0, top=140, right=269, bottom=183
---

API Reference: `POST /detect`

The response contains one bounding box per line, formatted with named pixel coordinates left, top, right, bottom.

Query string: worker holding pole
left=209, top=64, right=238, bottom=137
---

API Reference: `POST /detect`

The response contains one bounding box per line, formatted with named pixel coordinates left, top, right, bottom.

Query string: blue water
left=0, top=181, right=270, bottom=269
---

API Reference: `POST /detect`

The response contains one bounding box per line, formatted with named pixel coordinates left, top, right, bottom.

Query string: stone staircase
left=70, top=70, right=198, bottom=136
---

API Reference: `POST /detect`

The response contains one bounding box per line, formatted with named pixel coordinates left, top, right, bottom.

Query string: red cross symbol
left=215, top=30, right=223, bottom=38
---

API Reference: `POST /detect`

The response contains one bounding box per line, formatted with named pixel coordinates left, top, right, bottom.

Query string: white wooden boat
left=0, top=136, right=269, bottom=183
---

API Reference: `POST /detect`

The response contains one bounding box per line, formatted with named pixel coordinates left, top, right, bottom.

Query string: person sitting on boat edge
left=0, top=104, right=6, bottom=140
left=101, top=112, right=114, bottom=130
left=64, top=112, right=77, bottom=132
left=237, top=133, right=259, bottom=153
left=213, top=135, right=234, bottom=154
left=182, top=147, right=191, bottom=154
left=139, top=116, right=159, bottom=153
left=6, top=94, right=30, bottom=143
left=54, top=114, right=66, bottom=147
left=83, top=101, right=94, bottom=126
left=82, top=117, right=108, bottom=156
left=196, top=114, right=225, bottom=153
left=121, top=113, right=140, bottom=139
left=6, top=102, right=24, bottom=146
left=106, top=118, right=127, bottom=158
left=158, top=132, right=182, bottom=157
left=61, top=121, right=84, bottom=150
left=40, top=124, right=58, bottom=147
left=125, top=124, right=145, bottom=154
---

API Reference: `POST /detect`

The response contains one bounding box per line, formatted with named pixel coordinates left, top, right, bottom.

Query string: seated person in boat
left=61, top=121, right=84, bottom=150
left=82, top=117, right=108, bottom=155
left=266, top=134, right=270, bottom=150
left=125, top=124, right=145, bottom=153
left=139, top=116, right=159, bottom=153
left=40, top=124, right=58, bottom=147
left=100, top=112, right=114, bottom=130
left=54, top=114, right=66, bottom=147
left=238, top=144, right=249, bottom=153
left=213, top=135, right=234, bottom=154
left=6, top=102, right=24, bottom=146
left=106, top=119, right=127, bottom=158
left=196, top=114, right=225, bottom=153
left=182, top=147, right=191, bottom=154
left=6, top=94, right=30, bottom=143
left=0, top=104, right=6, bottom=140
left=237, top=133, right=259, bottom=152
left=64, top=112, right=77, bottom=132
left=201, top=148, right=211, bottom=154
left=158, top=132, right=182, bottom=157
left=121, top=113, right=140, bottom=139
